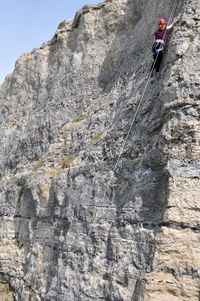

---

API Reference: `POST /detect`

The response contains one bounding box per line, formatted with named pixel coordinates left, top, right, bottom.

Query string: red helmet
left=158, top=18, right=167, bottom=26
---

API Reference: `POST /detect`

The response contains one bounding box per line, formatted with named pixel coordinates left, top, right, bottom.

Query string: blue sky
left=0, top=0, right=99, bottom=83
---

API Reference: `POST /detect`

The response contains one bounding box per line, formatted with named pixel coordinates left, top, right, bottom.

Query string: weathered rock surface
left=0, top=0, right=199, bottom=300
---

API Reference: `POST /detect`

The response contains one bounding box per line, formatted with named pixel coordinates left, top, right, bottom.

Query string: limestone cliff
left=0, top=0, right=199, bottom=300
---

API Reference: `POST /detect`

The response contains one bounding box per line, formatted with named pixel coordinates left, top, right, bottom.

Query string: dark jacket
left=154, top=24, right=173, bottom=44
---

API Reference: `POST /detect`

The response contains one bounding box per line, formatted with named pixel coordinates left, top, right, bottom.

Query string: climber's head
left=158, top=18, right=167, bottom=30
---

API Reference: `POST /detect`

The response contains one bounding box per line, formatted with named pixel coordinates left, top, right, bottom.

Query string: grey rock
left=0, top=0, right=200, bottom=300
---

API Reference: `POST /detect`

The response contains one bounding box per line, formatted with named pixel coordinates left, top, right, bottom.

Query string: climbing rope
left=101, top=0, right=180, bottom=194
left=71, top=0, right=180, bottom=255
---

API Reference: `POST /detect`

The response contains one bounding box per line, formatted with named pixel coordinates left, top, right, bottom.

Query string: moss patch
left=61, top=154, right=76, bottom=169
left=71, top=115, right=86, bottom=124
left=91, top=132, right=103, bottom=143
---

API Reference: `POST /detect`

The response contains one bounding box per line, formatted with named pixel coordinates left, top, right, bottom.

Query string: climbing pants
left=153, top=51, right=164, bottom=72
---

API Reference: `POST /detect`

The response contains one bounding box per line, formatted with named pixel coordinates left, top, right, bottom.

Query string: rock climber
left=150, top=18, right=174, bottom=78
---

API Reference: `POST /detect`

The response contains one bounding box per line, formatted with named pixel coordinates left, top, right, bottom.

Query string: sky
left=0, top=0, right=99, bottom=83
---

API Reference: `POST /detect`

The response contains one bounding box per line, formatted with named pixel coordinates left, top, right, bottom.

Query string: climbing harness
left=152, top=40, right=165, bottom=54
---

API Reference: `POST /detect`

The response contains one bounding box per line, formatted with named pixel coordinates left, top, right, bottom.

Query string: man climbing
left=150, top=18, right=174, bottom=78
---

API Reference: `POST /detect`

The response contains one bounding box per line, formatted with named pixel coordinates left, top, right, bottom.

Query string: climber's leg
left=150, top=54, right=157, bottom=77
left=155, top=51, right=163, bottom=73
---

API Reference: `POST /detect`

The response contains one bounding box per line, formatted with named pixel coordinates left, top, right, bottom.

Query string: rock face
left=0, top=0, right=199, bottom=300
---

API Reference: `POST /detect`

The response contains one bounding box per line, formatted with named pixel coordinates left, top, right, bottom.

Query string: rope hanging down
left=108, top=0, right=179, bottom=175
left=77, top=0, right=179, bottom=254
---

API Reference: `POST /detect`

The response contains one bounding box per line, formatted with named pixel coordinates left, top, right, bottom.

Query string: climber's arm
left=167, top=22, right=174, bottom=31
